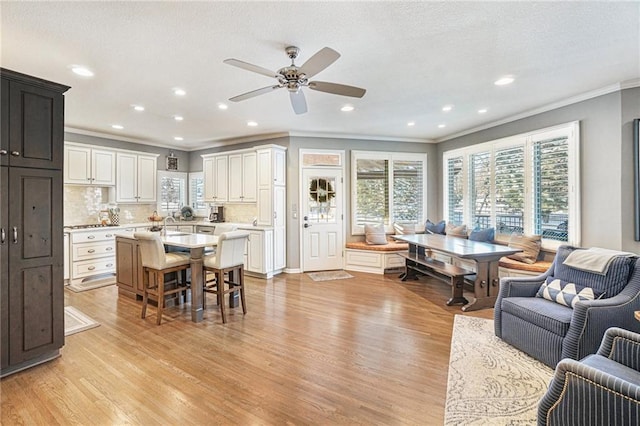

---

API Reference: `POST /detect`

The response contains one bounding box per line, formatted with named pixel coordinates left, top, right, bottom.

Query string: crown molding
left=288, top=131, right=433, bottom=144
left=436, top=80, right=640, bottom=143
left=64, top=126, right=180, bottom=150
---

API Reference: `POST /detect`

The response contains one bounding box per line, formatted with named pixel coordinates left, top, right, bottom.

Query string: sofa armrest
left=498, top=275, right=548, bottom=298
left=597, top=327, right=640, bottom=371
left=563, top=292, right=640, bottom=361
left=537, top=357, right=640, bottom=426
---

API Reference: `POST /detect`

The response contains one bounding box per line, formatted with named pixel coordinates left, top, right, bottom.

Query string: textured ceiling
left=2, top=1, right=639, bottom=150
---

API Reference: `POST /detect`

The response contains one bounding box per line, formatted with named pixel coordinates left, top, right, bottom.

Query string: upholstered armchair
left=537, top=327, right=640, bottom=425
left=494, top=245, right=640, bottom=368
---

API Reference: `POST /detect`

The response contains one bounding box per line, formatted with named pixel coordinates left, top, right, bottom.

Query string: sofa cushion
left=445, top=223, right=468, bottom=238
left=469, top=227, right=495, bottom=242
left=425, top=219, right=446, bottom=235
left=507, top=234, right=541, bottom=264
left=501, top=297, right=573, bottom=337
left=499, top=256, right=553, bottom=273
left=581, top=354, right=640, bottom=384
left=536, top=276, right=605, bottom=308
left=364, top=224, right=387, bottom=245
left=553, top=245, right=635, bottom=298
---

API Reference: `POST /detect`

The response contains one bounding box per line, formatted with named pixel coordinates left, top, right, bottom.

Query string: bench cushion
left=346, top=241, right=408, bottom=252
left=499, top=256, right=552, bottom=273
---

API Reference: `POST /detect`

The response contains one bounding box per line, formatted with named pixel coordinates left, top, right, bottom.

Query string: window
left=443, top=122, right=579, bottom=248
left=352, top=151, right=427, bottom=234
left=157, top=171, right=187, bottom=215
left=188, top=172, right=208, bottom=216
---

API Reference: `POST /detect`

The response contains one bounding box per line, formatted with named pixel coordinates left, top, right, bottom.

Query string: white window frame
left=188, top=171, right=208, bottom=217
left=351, top=150, right=428, bottom=235
left=443, top=121, right=580, bottom=250
left=156, top=171, right=188, bottom=216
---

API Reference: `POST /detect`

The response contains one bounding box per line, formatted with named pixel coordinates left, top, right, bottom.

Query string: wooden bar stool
left=203, top=231, right=250, bottom=323
left=134, top=232, right=191, bottom=325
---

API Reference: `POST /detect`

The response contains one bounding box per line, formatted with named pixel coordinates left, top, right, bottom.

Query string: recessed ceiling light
left=111, top=124, right=124, bottom=130
left=442, top=105, right=453, bottom=112
left=132, top=105, right=145, bottom=112
left=218, top=103, right=228, bottom=110
left=174, top=115, right=184, bottom=121
left=407, top=121, right=415, bottom=127
left=173, top=88, right=186, bottom=96
left=438, top=124, right=446, bottom=128
left=174, top=136, right=183, bottom=141
left=478, top=108, right=488, bottom=114
left=247, top=121, right=258, bottom=127
left=71, top=66, right=94, bottom=77
left=494, top=76, right=514, bottom=86
left=341, top=105, right=354, bottom=112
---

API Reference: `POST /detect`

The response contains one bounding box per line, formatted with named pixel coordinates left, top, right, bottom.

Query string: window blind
left=470, top=151, right=491, bottom=229
left=495, top=146, right=525, bottom=235
left=392, top=160, right=423, bottom=222
left=355, top=158, right=389, bottom=225
left=447, top=156, right=464, bottom=225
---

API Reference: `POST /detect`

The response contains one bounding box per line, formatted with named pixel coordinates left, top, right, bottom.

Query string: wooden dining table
left=161, top=232, right=219, bottom=323
left=394, top=234, right=522, bottom=311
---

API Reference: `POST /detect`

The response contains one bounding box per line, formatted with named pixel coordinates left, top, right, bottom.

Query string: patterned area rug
left=64, top=306, right=100, bottom=336
left=307, top=271, right=354, bottom=282
left=445, top=315, right=554, bottom=425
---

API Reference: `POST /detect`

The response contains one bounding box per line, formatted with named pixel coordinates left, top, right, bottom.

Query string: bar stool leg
left=239, top=266, right=246, bottom=315
left=217, top=269, right=227, bottom=324
left=141, top=269, right=149, bottom=319
left=156, top=272, right=165, bottom=325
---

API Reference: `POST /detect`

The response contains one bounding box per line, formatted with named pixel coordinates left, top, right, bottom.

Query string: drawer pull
left=88, top=249, right=95, bottom=253
left=106, top=263, right=113, bottom=268
left=106, top=234, right=113, bottom=238
left=87, top=266, right=96, bottom=271
left=106, top=247, right=113, bottom=251
left=87, top=235, right=95, bottom=239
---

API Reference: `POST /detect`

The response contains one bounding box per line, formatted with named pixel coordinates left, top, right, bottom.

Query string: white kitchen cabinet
left=64, top=233, right=70, bottom=282
left=228, top=152, right=256, bottom=202
left=69, top=229, right=117, bottom=287
left=64, top=143, right=115, bottom=185
left=203, top=155, right=228, bottom=202
left=245, top=229, right=273, bottom=276
left=116, top=152, right=157, bottom=203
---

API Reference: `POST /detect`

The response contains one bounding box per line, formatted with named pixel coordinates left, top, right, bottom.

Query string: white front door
left=301, top=168, right=344, bottom=272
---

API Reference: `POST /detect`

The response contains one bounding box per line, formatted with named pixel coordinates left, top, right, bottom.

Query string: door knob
left=303, top=223, right=311, bottom=228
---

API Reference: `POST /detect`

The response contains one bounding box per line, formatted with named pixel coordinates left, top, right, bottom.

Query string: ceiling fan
left=223, top=46, right=366, bottom=115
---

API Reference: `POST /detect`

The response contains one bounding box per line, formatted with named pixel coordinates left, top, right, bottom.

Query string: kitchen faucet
left=162, top=216, right=176, bottom=235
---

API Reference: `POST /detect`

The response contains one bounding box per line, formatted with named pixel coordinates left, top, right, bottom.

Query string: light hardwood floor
left=1, top=271, right=493, bottom=425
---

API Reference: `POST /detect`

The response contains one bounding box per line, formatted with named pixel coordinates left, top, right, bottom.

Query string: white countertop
left=64, top=220, right=273, bottom=233
left=114, top=230, right=219, bottom=248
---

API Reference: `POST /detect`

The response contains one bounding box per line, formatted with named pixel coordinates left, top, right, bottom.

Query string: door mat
left=64, top=306, right=100, bottom=336
left=307, top=271, right=354, bottom=282
left=66, top=276, right=116, bottom=293
left=444, top=315, right=553, bottom=425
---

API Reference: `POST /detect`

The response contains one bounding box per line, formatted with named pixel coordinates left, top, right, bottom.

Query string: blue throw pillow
left=536, top=276, right=605, bottom=308
left=425, top=219, right=446, bottom=235
left=469, top=227, right=495, bottom=242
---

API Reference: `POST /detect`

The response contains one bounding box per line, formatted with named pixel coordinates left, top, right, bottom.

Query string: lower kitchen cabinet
left=115, top=236, right=143, bottom=298
left=246, top=229, right=274, bottom=278
left=69, top=229, right=117, bottom=287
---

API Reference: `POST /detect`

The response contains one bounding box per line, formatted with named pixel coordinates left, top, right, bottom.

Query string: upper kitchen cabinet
left=64, top=143, right=115, bottom=185
left=116, top=152, right=158, bottom=203
left=228, top=152, right=257, bottom=203
left=203, top=155, right=228, bottom=203
left=1, top=69, right=69, bottom=170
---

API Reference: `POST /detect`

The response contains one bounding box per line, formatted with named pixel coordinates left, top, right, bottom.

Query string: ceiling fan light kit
left=224, top=46, right=366, bottom=115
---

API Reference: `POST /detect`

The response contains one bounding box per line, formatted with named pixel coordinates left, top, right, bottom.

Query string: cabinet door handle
left=87, top=235, right=95, bottom=239
left=1, top=228, right=5, bottom=244
left=87, top=266, right=96, bottom=271
left=88, top=249, right=95, bottom=253
left=12, top=227, right=18, bottom=243
left=11, top=151, right=20, bottom=157
left=0, top=149, right=7, bottom=156
left=274, top=211, right=277, bottom=219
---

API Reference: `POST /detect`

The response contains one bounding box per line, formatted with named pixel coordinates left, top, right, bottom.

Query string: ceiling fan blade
left=308, top=81, right=366, bottom=98
left=229, top=85, right=281, bottom=102
left=290, top=90, right=308, bottom=115
left=223, top=58, right=279, bottom=79
left=299, top=47, right=340, bottom=78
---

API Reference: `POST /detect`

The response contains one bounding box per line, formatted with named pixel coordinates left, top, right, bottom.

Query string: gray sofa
left=494, top=245, right=640, bottom=368
left=537, top=327, right=640, bottom=425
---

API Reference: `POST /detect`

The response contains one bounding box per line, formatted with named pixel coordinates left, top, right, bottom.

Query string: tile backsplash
left=64, top=186, right=259, bottom=226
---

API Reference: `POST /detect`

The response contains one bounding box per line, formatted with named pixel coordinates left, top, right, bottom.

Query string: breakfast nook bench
left=344, top=240, right=409, bottom=274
